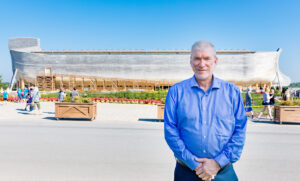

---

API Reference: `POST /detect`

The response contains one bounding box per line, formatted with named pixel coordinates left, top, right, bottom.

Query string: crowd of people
left=244, top=86, right=288, bottom=121
left=21, top=87, right=41, bottom=114
left=58, top=87, right=78, bottom=102
left=0, top=86, right=42, bottom=114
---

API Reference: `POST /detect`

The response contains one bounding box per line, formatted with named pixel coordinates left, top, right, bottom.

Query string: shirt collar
left=190, top=74, right=221, bottom=89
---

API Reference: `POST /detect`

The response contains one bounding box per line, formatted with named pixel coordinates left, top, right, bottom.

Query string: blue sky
left=0, top=0, right=299, bottom=82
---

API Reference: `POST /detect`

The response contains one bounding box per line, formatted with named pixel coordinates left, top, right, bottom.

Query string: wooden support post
left=82, top=77, right=84, bottom=91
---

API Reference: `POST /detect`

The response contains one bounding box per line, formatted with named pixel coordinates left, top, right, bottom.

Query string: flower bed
left=0, top=96, right=162, bottom=105
left=0, top=97, right=18, bottom=102
left=90, top=97, right=162, bottom=104
left=39, top=97, right=162, bottom=104
left=40, top=97, right=58, bottom=102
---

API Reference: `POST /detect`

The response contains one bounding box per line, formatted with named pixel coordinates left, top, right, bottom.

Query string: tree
left=0, top=75, right=9, bottom=89
left=290, top=82, right=300, bottom=88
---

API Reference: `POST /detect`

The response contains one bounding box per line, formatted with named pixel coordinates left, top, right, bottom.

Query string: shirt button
left=203, top=150, right=206, bottom=153
left=204, top=136, right=206, bottom=139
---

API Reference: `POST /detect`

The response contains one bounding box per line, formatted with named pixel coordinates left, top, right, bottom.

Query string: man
left=164, top=41, right=247, bottom=181
left=70, top=87, right=79, bottom=102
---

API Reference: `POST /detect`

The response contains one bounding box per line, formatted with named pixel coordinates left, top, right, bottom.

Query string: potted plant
left=274, top=100, right=300, bottom=124
left=157, top=98, right=165, bottom=120
left=55, top=95, right=97, bottom=120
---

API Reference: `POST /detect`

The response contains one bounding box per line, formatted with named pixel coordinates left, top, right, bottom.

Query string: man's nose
left=199, top=60, right=206, bottom=67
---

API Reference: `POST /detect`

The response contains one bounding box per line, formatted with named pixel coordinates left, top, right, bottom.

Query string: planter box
left=274, top=106, right=300, bottom=124
left=157, top=104, right=165, bottom=119
left=55, top=102, right=97, bottom=120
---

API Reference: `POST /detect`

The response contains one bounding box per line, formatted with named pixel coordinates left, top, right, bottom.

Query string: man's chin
left=195, top=73, right=210, bottom=80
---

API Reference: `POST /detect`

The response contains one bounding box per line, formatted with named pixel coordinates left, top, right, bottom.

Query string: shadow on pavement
left=43, top=117, right=92, bottom=121
left=16, top=108, right=26, bottom=111
left=138, top=118, right=164, bottom=122
left=43, top=112, right=55, bottom=114
left=251, top=119, right=300, bottom=125
left=17, top=112, right=31, bottom=115
left=43, top=117, right=57, bottom=120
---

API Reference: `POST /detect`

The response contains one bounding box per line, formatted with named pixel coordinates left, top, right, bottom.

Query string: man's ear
left=214, top=56, right=218, bottom=65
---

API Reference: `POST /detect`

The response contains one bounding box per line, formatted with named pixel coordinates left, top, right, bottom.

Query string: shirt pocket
left=214, top=113, right=235, bottom=150
left=177, top=102, right=199, bottom=128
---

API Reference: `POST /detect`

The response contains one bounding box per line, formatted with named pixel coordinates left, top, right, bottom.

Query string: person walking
left=257, top=87, right=273, bottom=120
left=269, top=89, right=281, bottom=113
left=32, top=87, right=41, bottom=114
left=24, top=87, right=33, bottom=111
left=164, top=41, right=247, bottom=181
left=245, top=87, right=254, bottom=119
left=58, top=88, right=65, bottom=102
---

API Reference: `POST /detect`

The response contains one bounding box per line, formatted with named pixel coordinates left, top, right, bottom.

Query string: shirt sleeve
left=164, top=86, right=199, bottom=170
left=214, top=87, right=247, bottom=168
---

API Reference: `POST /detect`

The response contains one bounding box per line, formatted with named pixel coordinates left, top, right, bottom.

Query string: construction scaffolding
left=32, top=74, right=177, bottom=92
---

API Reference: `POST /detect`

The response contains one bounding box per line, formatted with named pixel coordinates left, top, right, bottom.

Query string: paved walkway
left=0, top=102, right=299, bottom=180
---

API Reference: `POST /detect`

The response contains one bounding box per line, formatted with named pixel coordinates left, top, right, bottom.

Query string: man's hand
left=194, top=158, right=221, bottom=181
left=194, top=162, right=203, bottom=172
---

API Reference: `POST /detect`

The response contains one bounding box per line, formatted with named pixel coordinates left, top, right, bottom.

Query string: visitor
left=58, top=88, right=65, bottom=102
left=23, top=87, right=29, bottom=100
left=24, top=87, right=33, bottom=111
left=70, top=87, right=79, bottom=102
left=2, top=90, right=8, bottom=102
left=245, top=87, right=254, bottom=119
left=282, top=88, right=291, bottom=101
left=270, top=89, right=281, bottom=113
left=257, top=87, right=273, bottom=121
left=285, top=88, right=291, bottom=101
left=32, top=87, right=41, bottom=114
left=17, top=88, right=22, bottom=102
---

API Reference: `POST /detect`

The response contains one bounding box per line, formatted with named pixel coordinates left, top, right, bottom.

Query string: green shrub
left=280, top=101, right=294, bottom=106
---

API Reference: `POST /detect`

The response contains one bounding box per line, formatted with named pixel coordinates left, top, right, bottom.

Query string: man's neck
left=195, top=75, right=213, bottom=92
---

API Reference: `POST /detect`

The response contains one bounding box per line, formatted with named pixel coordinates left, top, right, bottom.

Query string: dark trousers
left=174, top=162, right=238, bottom=181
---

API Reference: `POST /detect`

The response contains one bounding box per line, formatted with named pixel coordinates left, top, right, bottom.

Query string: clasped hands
left=194, top=158, right=221, bottom=181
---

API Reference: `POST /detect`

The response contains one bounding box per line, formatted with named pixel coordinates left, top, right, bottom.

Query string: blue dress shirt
left=164, top=75, right=247, bottom=170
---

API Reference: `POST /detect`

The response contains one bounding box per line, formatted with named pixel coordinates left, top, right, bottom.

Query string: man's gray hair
left=191, top=41, right=216, bottom=57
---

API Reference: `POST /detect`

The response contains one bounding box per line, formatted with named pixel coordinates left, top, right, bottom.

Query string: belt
left=176, top=158, right=189, bottom=168
left=176, top=158, right=231, bottom=171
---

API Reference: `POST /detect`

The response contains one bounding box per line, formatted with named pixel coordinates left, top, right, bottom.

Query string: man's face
left=190, top=48, right=218, bottom=80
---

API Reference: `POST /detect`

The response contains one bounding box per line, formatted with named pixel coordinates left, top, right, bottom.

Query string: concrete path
left=0, top=102, right=299, bottom=181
